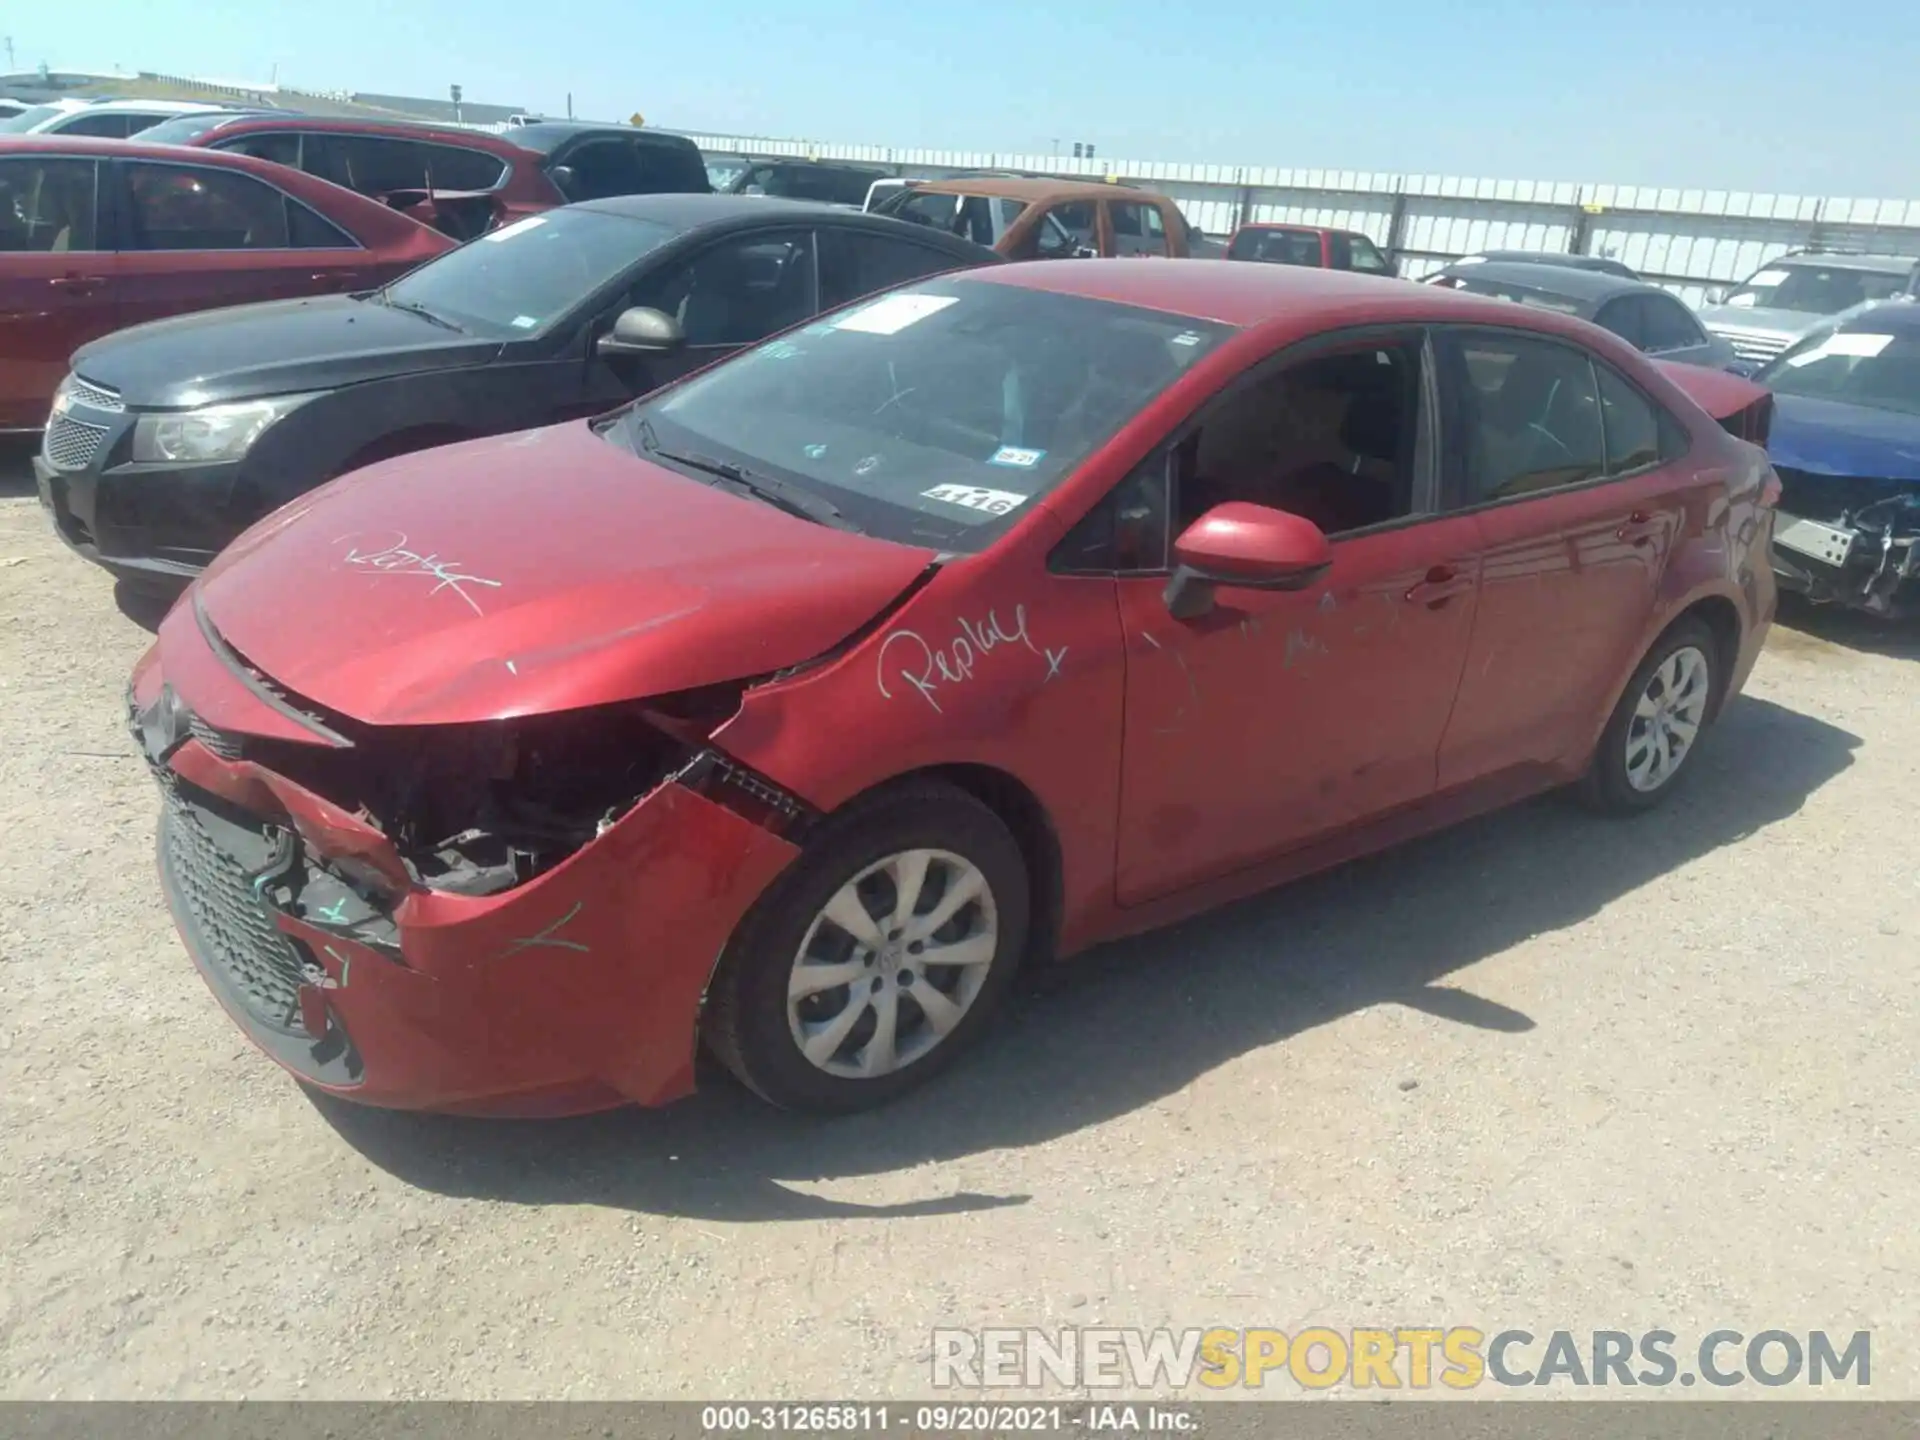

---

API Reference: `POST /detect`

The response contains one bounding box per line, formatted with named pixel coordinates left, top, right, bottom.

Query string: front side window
left=1640, top=296, right=1707, bottom=352
left=1757, top=325, right=1920, bottom=417
left=817, top=228, right=965, bottom=309
left=1442, top=330, right=1607, bottom=503
left=1177, top=339, right=1424, bottom=537
left=221, top=132, right=302, bottom=168
left=1724, top=262, right=1910, bottom=315
left=1109, top=201, right=1169, bottom=257
left=631, top=230, right=817, bottom=348
left=621, top=278, right=1232, bottom=549
left=0, top=157, right=99, bottom=252
left=124, top=164, right=298, bottom=251
left=1349, top=235, right=1393, bottom=275
left=57, top=112, right=136, bottom=139
left=382, top=208, right=678, bottom=336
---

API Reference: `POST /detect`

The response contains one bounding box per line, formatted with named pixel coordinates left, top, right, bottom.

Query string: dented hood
left=194, top=421, right=936, bottom=726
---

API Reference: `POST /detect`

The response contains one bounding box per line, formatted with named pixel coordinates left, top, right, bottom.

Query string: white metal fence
left=691, top=133, right=1920, bottom=306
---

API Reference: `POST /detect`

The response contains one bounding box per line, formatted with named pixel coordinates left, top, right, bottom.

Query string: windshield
left=137, top=113, right=243, bottom=146
left=1722, top=262, right=1912, bottom=315
left=619, top=276, right=1233, bottom=549
left=381, top=208, right=679, bottom=337
left=1758, top=325, right=1920, bottom=416
left=0, top=104, right=69, bottom=133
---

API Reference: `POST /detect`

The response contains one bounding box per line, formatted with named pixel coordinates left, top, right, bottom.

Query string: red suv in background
left=139, top=112, right=712, bottom=240
left=0, top=134, right=451, bottom=431
left=1226, top=221, right=1399, bottom=277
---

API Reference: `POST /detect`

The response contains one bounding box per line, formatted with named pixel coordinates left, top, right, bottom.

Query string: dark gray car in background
left=1426, top=260, right=1737, bottom=369
left=37, top=195, right=1002, bottom=592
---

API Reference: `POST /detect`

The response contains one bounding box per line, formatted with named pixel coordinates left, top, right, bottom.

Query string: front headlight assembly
left=131, top=393, right=322, bottom=465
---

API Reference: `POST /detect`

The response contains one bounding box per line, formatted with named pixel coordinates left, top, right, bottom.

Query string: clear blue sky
left=13, top=0, right=1918, bottom=196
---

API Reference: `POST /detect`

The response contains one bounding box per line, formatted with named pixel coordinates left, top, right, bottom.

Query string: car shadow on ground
left=112, top=580, right=172, bottom=633
left=312, top=694, right=1857, bottom=1222
left=1774, top=593, right=1920, bottom=661
left=0, top=436, right=38, bottom=499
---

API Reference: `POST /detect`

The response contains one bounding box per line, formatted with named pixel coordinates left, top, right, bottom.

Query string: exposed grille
left=162, top=787, right=308, bottom=1035
left=1712, top=327, right=1794, bottom=365
left=188, top=716, right=245, bottom=761
left=43, top=414, right=107, bottom=472
left=66, top=375, right=124, bottom=412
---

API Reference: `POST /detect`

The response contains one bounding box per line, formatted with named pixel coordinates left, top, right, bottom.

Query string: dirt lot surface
left=2, top=448, right=1917, bottom=1401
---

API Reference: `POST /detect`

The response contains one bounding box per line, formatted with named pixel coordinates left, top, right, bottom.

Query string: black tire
left=1580, top=617, right=1720, bottom=815
left=704, top=779, right=1031, bottom=1113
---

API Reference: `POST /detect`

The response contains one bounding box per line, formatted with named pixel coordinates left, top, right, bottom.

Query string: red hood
left=196, top=421, right=935, bottom=726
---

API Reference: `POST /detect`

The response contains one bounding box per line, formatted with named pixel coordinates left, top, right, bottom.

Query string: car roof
left=907, top=176, right=1146, bottom=204
left=64, top=99, right=229, bottom=115
left=1236, top=221, right=1350, bottom=236
left=1776, top=252, right=1918, bottom=274
left=1467, top=249, right=1628, bottom=269
left=494, top=122, right=700, bottom=155
left=1441, top=260, right=1663, bottom=304
left=182, top=111, right=530, bottom=153
left=575, top=191, right=998, bottom=248
left=964, top=256, right=1643, bottom=336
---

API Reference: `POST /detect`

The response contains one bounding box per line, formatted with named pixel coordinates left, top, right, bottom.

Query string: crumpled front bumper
left=1770, top=494, right=1920, bottom=618
left=130, top=635, right=800, bottom=1117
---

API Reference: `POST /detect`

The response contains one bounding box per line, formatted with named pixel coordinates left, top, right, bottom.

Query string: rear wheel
left=1580, top=618, right=1719, bottom=814
left=704, top=780, right=1029, bottom=1113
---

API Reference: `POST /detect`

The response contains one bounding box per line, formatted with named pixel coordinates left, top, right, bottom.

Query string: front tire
left=1580, top=617, right=1719, bottom=814
left=704, top=780, right=1030, bottom=1113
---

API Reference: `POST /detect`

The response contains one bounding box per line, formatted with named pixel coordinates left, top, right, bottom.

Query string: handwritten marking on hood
left=877, top=604, right=1058, bottom=712
left=335, top=532, right=503, bottom=617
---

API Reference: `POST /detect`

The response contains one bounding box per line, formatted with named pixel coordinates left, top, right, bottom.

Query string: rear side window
left=1108, top=200, right=1169, bottom=257
left=1594, top=295, right=1647, bottom=348
left=308, top=135, right=507, bottom=195
left=124, top=163, right=336, bottom=251
left=1348, top=234, right=1392, bottom=275
left=1442, top=330, right=1607, bottom=503
left=1231, top=228, right=1322, bottom=265
left=57, top=112, right=137, bottom=139
left=0, top=156, right=99, bottom=251
left=220, top=132, right=302, bottom=168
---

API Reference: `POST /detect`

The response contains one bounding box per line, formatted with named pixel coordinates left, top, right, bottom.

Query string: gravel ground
left=2, top=445, right=1917, bottom=1401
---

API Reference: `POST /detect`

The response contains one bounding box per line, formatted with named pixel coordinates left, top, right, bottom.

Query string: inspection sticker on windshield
left=987, top=445, right=1046, bottom=469
left=510, top=315, right=539, bottom=329
left=1787, top=332, right=1894, bottom=366
left=923, top=483, right=1029, bottom=516
left=833, top=293, right=959, bottom=335
left=484, top=215, right=547, bottom=242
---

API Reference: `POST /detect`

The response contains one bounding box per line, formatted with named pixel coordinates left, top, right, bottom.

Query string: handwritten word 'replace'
left=877, top=605, right=1067, bottom=713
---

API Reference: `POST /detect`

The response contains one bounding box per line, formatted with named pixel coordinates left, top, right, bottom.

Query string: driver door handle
left=1405, top=565, right=1474, bottom=607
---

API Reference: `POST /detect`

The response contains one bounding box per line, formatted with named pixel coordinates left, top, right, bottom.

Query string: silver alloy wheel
left=786, top=848, right=999, bottom=1080
left=1625, top=645, right=1710, bottom=793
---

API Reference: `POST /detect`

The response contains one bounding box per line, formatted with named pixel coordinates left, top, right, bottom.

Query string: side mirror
left=1702, top=285, right=1729, bottom=306
left=1163, top=502, right=1333, bottom=620
left=548, top=164, right=577, bottom=197
left=596, top=306, right=684, bottom=357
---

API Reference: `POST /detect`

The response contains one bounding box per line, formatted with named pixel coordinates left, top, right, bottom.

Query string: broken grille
left=162, top=787, right=307, bottom=1036
left=43, top=414, right=107, bottom=472
left=188, top=716, right=245, bottom=761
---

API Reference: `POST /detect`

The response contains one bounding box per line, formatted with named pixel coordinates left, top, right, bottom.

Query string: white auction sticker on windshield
left=1787, top=332, right=1895, bottom=366
left=484, top=215, right=548, bottom=242
left=923, top=483, right=1029, bottom=516
left=833, top=293, right=959, bottom=335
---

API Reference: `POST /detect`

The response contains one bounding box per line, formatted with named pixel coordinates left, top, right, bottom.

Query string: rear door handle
left=1617, top=510, right=1662, bottom=544
left=1405, top=565, right=1475, bottom=606
left=49, top=275, right=106, bottom=295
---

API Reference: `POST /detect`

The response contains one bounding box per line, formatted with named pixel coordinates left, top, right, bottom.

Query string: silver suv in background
left=1696, top=251, right=1919, bottom=371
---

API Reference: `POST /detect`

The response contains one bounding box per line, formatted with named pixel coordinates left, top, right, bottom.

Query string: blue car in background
left=1755, top=301, right=1920, bottom=617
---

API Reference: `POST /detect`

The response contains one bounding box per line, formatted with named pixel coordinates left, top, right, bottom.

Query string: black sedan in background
left=1423, top=260, right=1737, bottom=370
left=38, top=195, right=1002, bottom=592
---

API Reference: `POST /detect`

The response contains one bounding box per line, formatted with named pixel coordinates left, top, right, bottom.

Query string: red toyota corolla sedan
left=0, top=135, right=452, bottom=431
left=128, top=261, right=1780, bottom=1116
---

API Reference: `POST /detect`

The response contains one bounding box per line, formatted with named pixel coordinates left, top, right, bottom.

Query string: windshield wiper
left=634, top=418, right=860, bottom=532
left=378, top=293, right=465, bottom=333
